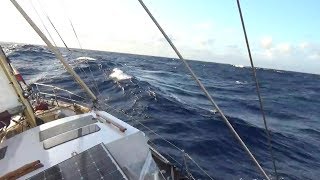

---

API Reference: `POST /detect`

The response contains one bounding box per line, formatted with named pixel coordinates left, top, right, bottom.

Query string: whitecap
left=210, top=109, right=217, bottom=114
left=148, top=90, right=157, bottom=100
left=234, top=64, right=244, bottom=68
left=76, top=56, right=96, bottom=61
left=235, top=80, right=247, bottom=84
left=109, top=68, right=132, bottom=81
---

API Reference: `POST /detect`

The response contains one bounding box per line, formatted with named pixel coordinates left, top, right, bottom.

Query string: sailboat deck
left=0, top=111, right=148, bottom=179
left=28, top=143, right=128, bottom=180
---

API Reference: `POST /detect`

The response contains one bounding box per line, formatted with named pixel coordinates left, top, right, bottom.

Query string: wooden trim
left=0, top=160, right=43, bottom=180
left=97, top=114, right=127, bottom=133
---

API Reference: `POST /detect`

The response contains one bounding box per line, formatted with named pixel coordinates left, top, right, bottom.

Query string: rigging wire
left=137, top=0, right=270, bottom=179
left=185, top=153, right=214, bottom=179
left=236, top=0, right=279, bottom=179
left=46, top=18, right=70, bottom=51
left=32, top=0, right=101, bottom=99
left=183, top=152, right=196, bottom=180
left=58, top=0, right=102, bottom=97
left=36, top=0, right=69, bottom=51
left=29, top=0, right=57, bottom=47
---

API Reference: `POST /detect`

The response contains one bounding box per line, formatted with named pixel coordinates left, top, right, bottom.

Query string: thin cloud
left=260, top=37, right=273, bottom=49
left=194, top=22, right=214, bottom=31
left=277, top=43, right=291, bottom=54
left=299, top=42, right=309, bottom=50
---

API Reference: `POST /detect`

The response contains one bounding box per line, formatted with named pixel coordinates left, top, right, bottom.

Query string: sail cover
left=0, top=67, right=21, bottom=113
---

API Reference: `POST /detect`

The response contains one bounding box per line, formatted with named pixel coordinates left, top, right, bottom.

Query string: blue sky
left=0, top=0, right=319, bottom=74
left=152, top=0, right=319, bottom=42
left=146, top=0, right=320, bottom=74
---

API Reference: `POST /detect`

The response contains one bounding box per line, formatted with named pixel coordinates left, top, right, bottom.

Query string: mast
left=9, top=0, right=97, bottom=101
left=0, top=46, right=37, bottom=127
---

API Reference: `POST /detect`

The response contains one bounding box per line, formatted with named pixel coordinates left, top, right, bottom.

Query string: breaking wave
left=76, top=56, right=96, bottom=61
left=109, top=68, right=132, bottom=81
left=234, top=64, right=245, bottom=68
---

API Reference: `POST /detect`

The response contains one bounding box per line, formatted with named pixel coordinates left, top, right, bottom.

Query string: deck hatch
left=28, top=143, right=127, bottom=180
left=0, top=146, right=7, bottom=160
left=43, top=124, right=101, bottom=149
left=39, top=115, right=96, bottom=141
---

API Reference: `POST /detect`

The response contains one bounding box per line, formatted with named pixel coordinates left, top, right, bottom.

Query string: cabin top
left=0, top=111, right=154, bottom=179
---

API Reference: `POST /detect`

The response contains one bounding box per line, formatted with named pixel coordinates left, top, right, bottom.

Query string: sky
left=0, top=0, right=319, bottom=74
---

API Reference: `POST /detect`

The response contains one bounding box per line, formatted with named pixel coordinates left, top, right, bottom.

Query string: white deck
left=0, top=111, right=150, bottom=179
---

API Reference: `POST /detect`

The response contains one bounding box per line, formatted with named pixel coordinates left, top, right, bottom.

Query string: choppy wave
left=234, top=64, right=245, bottom=68
left=3, top=43, right=320, bottom=179
left=235, top=80, right=247, bottom=84
left=109, top=68, right=132, bottom=81
left=76, top=56, right=96, bottom=61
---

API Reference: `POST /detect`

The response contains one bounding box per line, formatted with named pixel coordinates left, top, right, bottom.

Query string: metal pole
left=9, top=0, right=97, bottom=101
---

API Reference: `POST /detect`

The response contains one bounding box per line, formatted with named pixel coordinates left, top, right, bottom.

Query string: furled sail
left=0, top=65, right=22, bottom=114
left=0, top=46, right=35, bottom=128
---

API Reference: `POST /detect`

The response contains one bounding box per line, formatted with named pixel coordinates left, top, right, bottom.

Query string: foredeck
left=0, top=111, right=150, bottom=179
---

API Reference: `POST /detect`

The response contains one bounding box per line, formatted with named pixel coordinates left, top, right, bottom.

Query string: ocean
left=2, top=43, right=320, bottom=179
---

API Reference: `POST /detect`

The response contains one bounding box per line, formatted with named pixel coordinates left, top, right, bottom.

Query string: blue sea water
left=2, top=43, right=320, bottom=179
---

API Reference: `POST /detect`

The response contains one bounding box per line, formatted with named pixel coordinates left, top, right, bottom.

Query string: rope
left=236, top=0, right=279, bottom=179
left=137, top=0, right=270, bottom=179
